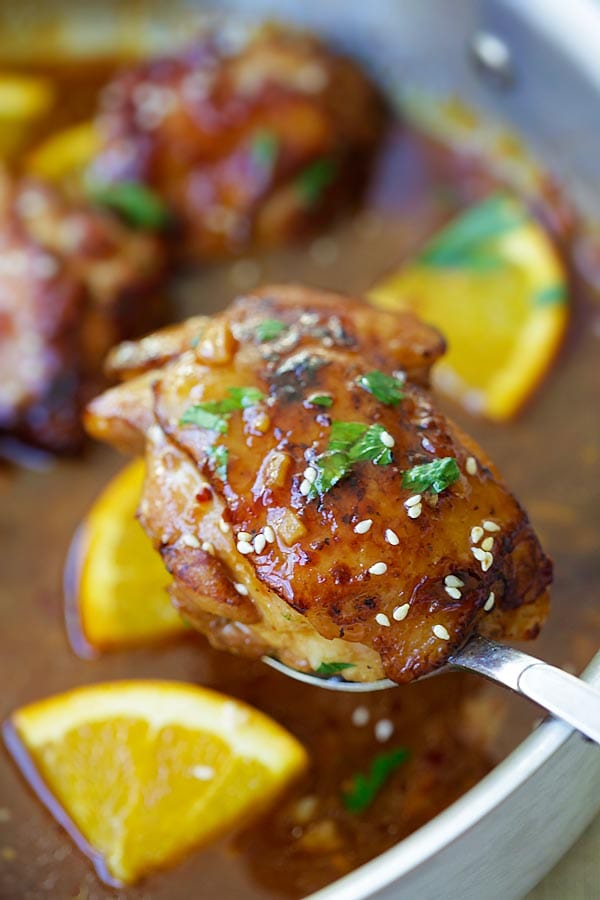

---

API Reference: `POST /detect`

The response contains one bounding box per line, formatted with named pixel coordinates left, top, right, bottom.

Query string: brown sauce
left=1, top=56, right=600, bottom=900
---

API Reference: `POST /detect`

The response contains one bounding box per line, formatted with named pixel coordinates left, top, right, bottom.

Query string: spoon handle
left=450, top=635, right=600, bottom=744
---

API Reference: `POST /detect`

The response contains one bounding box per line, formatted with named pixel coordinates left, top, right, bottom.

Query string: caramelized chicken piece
left=0, top=173, right=166, bottom=452
left=88, top=25, right=386, bottom=258
left=86, top=286, right=552, bottom=682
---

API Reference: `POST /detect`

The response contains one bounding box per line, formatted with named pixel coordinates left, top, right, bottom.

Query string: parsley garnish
left=357, top=370, right=405, bottom=406
left=207, top=444, right=228, bottom=480
left=308, top=421, right=393, bottom=498
left=420, top=193, right=525, bottom=271
left=256, top=318, right=287, bottom=342
left=180, top=387, right=264, bottom=432
left=180, top=407, right=228, bottom=433
left=402, top=457, right=460, bottom=494
left=296, top=158, right=338, bottom=205
left=88, top=181, right=169, bottom=230
left=307, top=393, right=333, bottom=408
left=316, top=661, right=355, bottom=676
left=250, top=129, right=280, bottom=171
left=342, top=747, right=410, bottom=814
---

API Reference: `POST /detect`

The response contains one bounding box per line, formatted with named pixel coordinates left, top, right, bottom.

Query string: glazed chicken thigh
left=0, top=173, right=166, bottom=452
left=88, top=25, right=386, bottom=258
left=86, top=286, right=552, bottom=682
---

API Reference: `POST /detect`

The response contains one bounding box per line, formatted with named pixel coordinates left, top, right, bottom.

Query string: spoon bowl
left=264, top=634, right=600, bottom=744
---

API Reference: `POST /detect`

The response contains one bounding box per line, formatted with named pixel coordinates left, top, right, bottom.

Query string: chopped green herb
left=357, top=370, right=405, bottom=406
left=256, top=318, right=287, bottom=343
left=180, top=406, right=228, bottom=433
left=419, top=193, right=525, bottom=271
left=207, top=444, right=228, bottom=480
left=315, top=661, right=356, bottom=676
left=310, top=450, right=350, bottom=496
left=308, top=421, right=393, bottom=499
left=348, top=425, right=393, bottom=466
left=329, top=421, right=370, bottom=453
left=535, top=284, right=566, bottom=306
left=308, top=393, right=334, bottom=408
left=88, top=181, right=169, bottom=230
left=402, top=457, right=460, bottom=494
left=180, top=386, right=264, bottom=431
left=250, top=129, right=280, bottom=170
left=296, top=158, right=338, bottom=205
left=342, top=747, right=410, bottom=814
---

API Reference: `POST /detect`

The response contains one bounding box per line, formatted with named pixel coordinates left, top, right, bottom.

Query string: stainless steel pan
left=1, top=2, right=599, bottom=898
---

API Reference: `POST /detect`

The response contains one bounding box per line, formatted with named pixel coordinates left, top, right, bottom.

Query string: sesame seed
left=354, top=518, right=373, bottom=534
left=352, top=706, right=370, bottom=727
left=380, top=431, right=395, bottom=448
left=303, top=466, right=317, bottom=484
left=234, top=583, right=249, bottom=596
left=375, top=612, right=391, bottom=627
left=393, top=603, right=410, bottom=621
left=253, top=534, right=267, bottom=554
left=299, top=479, right=311, bottom=496
left=407, top=504, right=422, bottom=519
left=374, top=718, right=395, bottom=742
left=385, top=528, right=399, bottom=545
left=445, top=586, right=462, bottom=600
left=237, top=540, right=253, bottom=555
left=471, top=526, right=484, bottom=544
left=444, top=575, right=464, bottom=588
left=237, top=531, right=252, bottom=542
left=483, top=520, right=501, bottom=532
left=219, top=517, right=230, bottom=534
left=181, top=533, right=200, bottom=548
left=466, top=456, right=478, bottom=476
left=263, top=525, right=275, bottom=543
left=432, top=624, right=450, bottom=641
left=481, top=536, right=494, bottom=551
left=404, top=494, right=422, bottom=508
left=369, top=562, right=388, bottom=575
left=471, top=546, right=486, bottom=562
left=201, top=541, right=214, bottom=555
left=484, top=591, right=495, bottom=612
left=481, top=552, right=493, bottom=572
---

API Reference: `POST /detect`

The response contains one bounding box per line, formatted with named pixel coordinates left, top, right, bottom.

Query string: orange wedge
left=0, top=74, right=55, bottom=161
left=75, top=459, right=186, bottom=651
left=369, top=194, right=568, bottom=420
left=25, top=120, right=99, bottom=184
left=5, top=680, right=307, bottom=885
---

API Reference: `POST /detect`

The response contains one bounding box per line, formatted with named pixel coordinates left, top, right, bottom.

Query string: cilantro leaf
left=357, top=370, right=405, bottom=406
left=402, top=457, right=460, bottom=494
left=329, top=421, right=369, bottom=453
left=296, top=158, right=338, bottom=205
left=180, top=386, right=264, bottom=431
left=256, top=318, right=287, bottom=343
left=348, top=424, right=393, bottom=466
left=207, top=444, right=228, bottom=481
left=310, top=451, right=350, bottom=496
left=315, top=661, right=355, bottom=676
left=308, top=422, right=394, bottom=499
left=88, top=181, right=169, bottom=230
left=180, top=407, right=228, bottom=433
left=250, top=129, right=280, bottom=171
left=307, top=393, right=334, bottom=408
left=419, top=193, right=525, bottom=270
left=342, top=747, right=410, bottom=814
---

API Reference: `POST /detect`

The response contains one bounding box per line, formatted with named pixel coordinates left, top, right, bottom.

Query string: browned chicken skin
left=86, top=286, right=552, bottom=682
left=88, top=25, right=387, bottom=258
left=0, top=173, right=166, bottom=452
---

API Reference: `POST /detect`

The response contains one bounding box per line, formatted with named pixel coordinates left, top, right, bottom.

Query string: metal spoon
left=263, top=634, right=600, bottom=745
